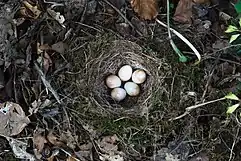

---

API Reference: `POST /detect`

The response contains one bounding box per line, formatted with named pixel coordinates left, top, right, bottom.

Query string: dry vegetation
left=0, top=0, right=241, bottom=161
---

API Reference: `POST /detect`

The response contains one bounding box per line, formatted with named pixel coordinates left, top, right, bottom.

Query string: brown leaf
left=47, top=132, right=64, bottom=146
left=21, top=1, right=41, bottom=19
left=60, top=130, right=77, bottom=149
left=33, top=134, right=47, bottom=159
left=131, top=0, right=158, bottom=20
left=0, top=102, right=30, bottom=136
left=47, top=156, right=55, bottom=161
left=43, top=52, right=52, bottom=72
left=33, top=135, right=47, bottom=152
left=174, top=0, right=194, bottom=24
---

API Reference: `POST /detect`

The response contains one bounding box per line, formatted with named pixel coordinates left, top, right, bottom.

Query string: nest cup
left=87, top=40, right=162, bottom=115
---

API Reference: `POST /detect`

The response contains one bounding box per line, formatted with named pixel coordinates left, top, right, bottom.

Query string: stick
left=169, top=97, right=226, bottom=121
left=34, top=62, right=61, bottom=104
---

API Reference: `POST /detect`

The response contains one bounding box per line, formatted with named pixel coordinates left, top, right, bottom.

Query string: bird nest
left=86, top=40, right=167, bottom=116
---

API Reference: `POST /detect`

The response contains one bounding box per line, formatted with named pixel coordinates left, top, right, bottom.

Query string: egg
left=118, top=65, right=133, bottom=81
left=124, top=82, right=140, bottom=96
left=132, top=69, right=147, bottom=84
left=111, top=88, right=126, bottom=101
left=106, top=75, right=121, bottom=88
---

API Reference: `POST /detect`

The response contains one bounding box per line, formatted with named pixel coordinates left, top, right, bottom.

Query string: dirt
left=0, top=0, right=241, bottom=161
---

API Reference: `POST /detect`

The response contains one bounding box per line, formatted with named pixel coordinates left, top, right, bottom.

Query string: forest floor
left=0, top=0, right=241, bottom=161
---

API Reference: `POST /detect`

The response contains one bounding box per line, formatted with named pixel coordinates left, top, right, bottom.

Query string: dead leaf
left=47, top=8, right=65, bottom=27
left=33, top=134, right=48, bottom=159
left=188, top=152, right=209, bottom=161
left=98, top=135, right=118, bottom=154
left=44, top=52, right=53, bottom=72
left=0, top=102, right=30, bottom=136
left=29, top=99, right=52, bottom=115
left=174, top=0, right=194, bottom=24
left=39, top=44, right=52, bottom=51
left=75, top=143, right=93, bottom=160
left=47, top=132, right=64, bottom=146
left=131, top=0, right=158, bottom=20
left=51, top=41, right=68, bottom=54
left=97, top=135, right=125, bottom=161
left=100, top=154, right=124, bottom=161
left=20, top=1, right=41, bottom=19
left=47, top=156, right=55, bottom=161
left=60, top=130, right=77, bottom=149
left=3, top=136, right=35, bottom=160
left=34, top=135, right=47, bottom=152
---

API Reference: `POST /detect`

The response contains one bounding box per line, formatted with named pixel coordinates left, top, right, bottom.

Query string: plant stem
left=169, top=97, right=226, bottom=121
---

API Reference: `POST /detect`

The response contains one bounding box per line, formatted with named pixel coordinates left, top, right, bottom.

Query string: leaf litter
left=0, top=102, right=30, bottom=136
left=0, top=0, right=241, bottom=160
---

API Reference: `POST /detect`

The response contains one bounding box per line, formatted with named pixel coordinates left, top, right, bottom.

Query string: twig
left=74, top=22, right=101, bottom=32
left=34, top=62, right=61, bottom=104
left=13, top=65, right=18, bottom=103
left=168, top=72, right=175, bottom=108
left=228, top=127, right=239, bottom=161
left=80, top=0, right=87, bottom=22
left=200, top=54, right=220, bottom=102
left=155, top=18, right=201, bottom=64
left=169, top=97, right=226, bottom=121
left=102, top=0, right=143, bottom=36
left=204, top=56, right=241, bottom=66
left=35, top=63, right=71, bottom=128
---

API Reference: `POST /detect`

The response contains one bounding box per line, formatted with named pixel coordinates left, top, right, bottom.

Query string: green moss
left=96, top=116, right=146, bottom=135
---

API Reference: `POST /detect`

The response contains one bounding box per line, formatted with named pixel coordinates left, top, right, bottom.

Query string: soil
left=0, top=0, right=241, bottom=161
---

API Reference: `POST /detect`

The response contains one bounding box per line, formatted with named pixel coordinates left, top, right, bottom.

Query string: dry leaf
left=174, top=0, right=193, bottom=24
left=100, top=154, right=124, bottom=161
left=33, top=134, right=48, bottom=159
left=4, top=136, right=35, bottom=160
left=43, top=52, right=53, bottom=72
left=47, top=8, right=65, bottom=27
left=189, top=152, right=209, bottom=161
left=60, top=130, right=77, bottom=149
left=0, top=102, right=30, bottom=136
left=47, top=132, right=64, bottom=146
left=51, top=41, right=68, bottom=54
left=20, top=1, right=41, bottom=19
left=75, top=143, right=93, bottom=160
left=131, top=0, right=158, bottom=20
left=98, top=135, right=119, bottom=153
left=33, top=135, right=47, bottom=152
left=47, top=156, right=55, bottom=161
left=97, top=135, right=125, bottom=161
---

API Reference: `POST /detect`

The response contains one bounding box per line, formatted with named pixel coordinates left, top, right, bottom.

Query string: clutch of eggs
left=105, top=65, right=147, bottom=101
